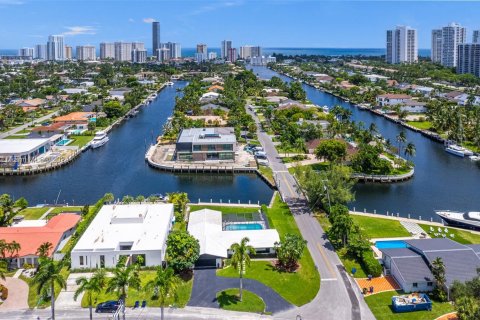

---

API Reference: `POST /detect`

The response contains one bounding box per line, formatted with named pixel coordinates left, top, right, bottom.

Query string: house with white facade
left=399, top=100, right=427, bottom=113
left=71, top=203, right=174, bottom=269
left=376, top=94, right=412, bottom=107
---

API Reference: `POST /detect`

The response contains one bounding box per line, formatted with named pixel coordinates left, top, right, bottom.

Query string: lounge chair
left=444, top=228, right=449, bottom=233
left=450, top=234, right=455, bottom=238
left=438, top=227, right=442, bottom=233
left=133, top=301, right=139, bottom=309
left=430, top=227, right=434, bottom=232
left=141, top=300, right=147, bottom=308
left=442, top=234, right=446, bottom=238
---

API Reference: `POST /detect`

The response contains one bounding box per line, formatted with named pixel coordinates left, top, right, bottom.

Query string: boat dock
left=352, top=169, right=414, bottom=183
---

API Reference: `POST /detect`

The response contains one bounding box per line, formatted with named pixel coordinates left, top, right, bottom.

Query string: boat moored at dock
left=435, top=210, right=480, bottom=229
left=90, top=131, right=109, bottom=149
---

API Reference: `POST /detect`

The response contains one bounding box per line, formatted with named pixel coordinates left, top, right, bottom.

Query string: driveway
left=0, top=277, right=29, bottom=310
left=188, top=268, right=293, bottom=314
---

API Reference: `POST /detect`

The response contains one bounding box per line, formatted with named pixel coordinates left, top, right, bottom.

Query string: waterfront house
left=30, top=122, right=71, bottom=138
left=53, top=112, right=95, bottom=125
left=188, top=209, right=280, bottom=267
left=199, top=92, right=221, bottom=103
left=381, top=238, right=480, bottom=295
left=316, top=75, right=334, bottom=84
left=0, top=138, right=56, bottom=165
left=200, top=103, right=229, bottom=115
left=376, top=94, right=412, bottom=107
left=186, top=115, right=227, bottom=126
left=71, top=204, right=174, bottom=269
left=278, top=99, right=307, bottom=110
left=0, top=213, right=81, bottom=268
left=62, top=88, right=87, bottom=95
left=399, top=100, right=428, bottom=113
left=175, top=127, right=236, bottom=161
left=208, top=85, right=224, bottom=92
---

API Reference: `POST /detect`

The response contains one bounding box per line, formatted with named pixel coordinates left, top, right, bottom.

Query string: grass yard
left=69, top=135, right=94, bottom=147
left=338, top=248, right=367, bottom=278
left=419, top=224, right=480, bottom=244
left=21, top=267, right=70, bottom=309
left=365, top=290, right=454, bottom=320
left=81, top=271, right=193, bottom=308
left=16, top=207, right=49, bottom=220
left=216, top=288, right=266, bottom=314
left=50, top=206, right=82, bottom=214
left=217, top=195, right=320, bottom=306
left=188, top=205, right=260, bottom=215
left=351, top=215, right=410, bottom=238
left=257, top=165, right=275, bottom=186
left=406, top=121, right=432, bottom=131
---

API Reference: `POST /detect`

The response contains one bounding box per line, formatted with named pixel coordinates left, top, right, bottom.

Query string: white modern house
left=188, top=209, right=280, bottom=267
left=0, top=138, right=56, bottom=165
left=376, top=94, right=412, bottom=107
left=71, top=204, right=174, bottom=269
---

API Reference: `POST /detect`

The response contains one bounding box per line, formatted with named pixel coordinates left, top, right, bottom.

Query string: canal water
left=251, top=66, right=480, bottom=221
left=0, top=81, right=273, bottom=205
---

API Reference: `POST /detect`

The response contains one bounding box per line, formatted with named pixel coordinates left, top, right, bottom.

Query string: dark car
left=95, top=300, right=119, bottom=313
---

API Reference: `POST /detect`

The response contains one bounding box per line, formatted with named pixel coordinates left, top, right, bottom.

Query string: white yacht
left=165, top=82, right=174, bottom=86
left=436, top=210, right=480, bottom=229
left=90, top=131, right=109, bottom=149
left=445, top=144, right=474, bottom=157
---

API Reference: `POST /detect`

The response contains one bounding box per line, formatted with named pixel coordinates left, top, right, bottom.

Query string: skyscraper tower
left=221, top=40, right=232, bottom=59
left=441, top=22, right=466, bottom=68
left=385, top=26, right=417, bottom=64
left=152, top=21, right=160, bottom=56
left=47, top=35, right=65, bottom=61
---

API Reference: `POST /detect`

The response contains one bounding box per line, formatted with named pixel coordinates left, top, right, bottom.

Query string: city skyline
left=1, top=1, right=480, bottom=49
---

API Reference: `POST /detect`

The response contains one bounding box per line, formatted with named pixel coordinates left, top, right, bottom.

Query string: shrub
left=0, top=284, right=8, bottom=300
left=361, top=250, right=382, bottom=277
left=22, top=263, right=34, bottom=269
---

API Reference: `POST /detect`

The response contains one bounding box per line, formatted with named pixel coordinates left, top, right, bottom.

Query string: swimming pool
left=225, top=223, right=263, bottom=231
left=56, top=139, right=72, bottom=146
left=375, top=240, right=407, bottom=249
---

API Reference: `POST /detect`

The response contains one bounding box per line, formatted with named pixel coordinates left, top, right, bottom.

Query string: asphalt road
left=0, top=111, right=59, bottom=139
left=246, top=105, right=375, bottom=320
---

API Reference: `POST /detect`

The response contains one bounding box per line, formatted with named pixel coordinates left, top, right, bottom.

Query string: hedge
left=361, top=250, right=382, bottom=277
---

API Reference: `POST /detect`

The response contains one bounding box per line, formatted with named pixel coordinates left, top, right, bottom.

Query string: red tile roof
left=0, top=214, right=81, bottom=257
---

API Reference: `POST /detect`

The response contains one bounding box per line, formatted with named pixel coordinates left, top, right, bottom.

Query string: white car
left=257, top=158, right=269, bottom=166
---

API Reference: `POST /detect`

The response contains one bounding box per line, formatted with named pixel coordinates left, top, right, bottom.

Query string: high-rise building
left=100, top=43, right=115, bottom=60
left=473, top=30, right=480, bottom=44
left=76, top=45, right=96, bottom=61
left=250, top=56, right=276, bottom=66
left=228, top=48, right=237, bottom=63
left=46, top=35, right=65, bottom=61
left=196, top=44, right=207, bottom=54
left=457, top=43, right=480, bottom=77
left=386, top=26, right=417, bottom=64
left=431, top=29, right=443, bottom=63
left=132, top=42, right=145, bottom=51
left=132, top=49, right=147, bottom=63
left=221, top=40, right=232, bottom=59
left=157, top=48, right=171, bottom=62
left=114, top=42, right=133, bottom=61
left=152, top=21, right=160, bottom=56
left=34, top=44, right=47, bottom=60
left=208, top=52, right=217, bottom=60
left=441, top=22, right=466, bottom=67
left=164, top=42, right=181, bottom=59
left=18, top=47, right=34, bottom=57
left=65, top=46, right=73, bottom=60
left=239, top=45, right=262, bottom=59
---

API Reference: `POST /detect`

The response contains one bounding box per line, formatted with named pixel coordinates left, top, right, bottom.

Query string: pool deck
left=355, top=276, right=401, bottom=296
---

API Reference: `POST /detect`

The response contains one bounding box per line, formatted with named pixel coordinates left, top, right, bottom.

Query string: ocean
left=0, top=47, right=431, bottom=58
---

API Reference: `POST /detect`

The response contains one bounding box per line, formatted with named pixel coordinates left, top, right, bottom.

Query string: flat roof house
left=381, top=238, right=480, bottom=294
left=188, top=209, right=280, bottom=267
left=71, top=204, right=174, bottom=269
left=175, top=127, right=236, bottom=162
left=0, top=213, right=81, bottom=268
left=0, top=138, right=54, bottom=165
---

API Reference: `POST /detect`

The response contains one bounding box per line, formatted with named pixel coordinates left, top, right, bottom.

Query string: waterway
left=0, top=81, right=273, bottom=205
left=250, top=65, right=480, bottom=222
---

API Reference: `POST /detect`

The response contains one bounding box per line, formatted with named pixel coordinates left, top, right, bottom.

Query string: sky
left=1, top=0, right=480, bottom=49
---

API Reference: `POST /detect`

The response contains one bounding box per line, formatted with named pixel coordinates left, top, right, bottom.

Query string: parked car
left=96, top=300, right=120, bottom=313
left=255, top=151, right=267, bottom=157
left=257, top=158, right=269, bottom=166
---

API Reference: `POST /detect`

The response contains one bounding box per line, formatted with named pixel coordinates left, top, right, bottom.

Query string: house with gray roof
left=381, top=238, right=480, bottom=295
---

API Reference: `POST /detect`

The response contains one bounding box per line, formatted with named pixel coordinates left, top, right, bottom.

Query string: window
left=193, top=145, right=201, bottom=151
left=207, top=144, right=216, bottom=151
left=222, top=144, right=233, bottom=151
left=413, top=283, right=418, bottom=288
left=79, top=256, right=84, bottom=266
left=427, top=282, right=433, bottom=286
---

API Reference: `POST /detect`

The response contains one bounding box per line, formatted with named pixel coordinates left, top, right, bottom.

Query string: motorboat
left=322, top=105, right=329, bottom=113
left=90, top=131, right=109, bottom=149
left=435, top=210, right=480, bottom=229
left=445, top=143, right=474, bottom=157
left=165, top=82, right=174, bottom=86
left=469, top=155, right=480, bottom=161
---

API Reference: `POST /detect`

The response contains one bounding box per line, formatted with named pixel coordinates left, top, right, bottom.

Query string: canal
left=251, top=66, right=480, bottom=221
left=0, top=81, right=274, bottom=205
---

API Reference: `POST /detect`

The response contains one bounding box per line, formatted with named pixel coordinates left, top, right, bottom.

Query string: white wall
left=71, top=249, right=163, bottom=269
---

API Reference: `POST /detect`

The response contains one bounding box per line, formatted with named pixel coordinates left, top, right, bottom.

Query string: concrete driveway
left=0, top=277, right=29, bottom=310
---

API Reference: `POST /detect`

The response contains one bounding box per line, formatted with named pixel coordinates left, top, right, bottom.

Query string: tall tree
left=274, top=234, right=307, bottom=272
left=36, top=242, right=53, bottom=258
left=145, top=266, right=181, bottom=320
left=396, top=131, right=407, bottom=156
left=230, top=237, right=255, bottom=301
left=166, top=231, right=200, bottom=273
left=31, top=259, right=66, bottom=320
left=432, top=257, right=447, bottom=302
left=74, top=269, right=107, bottom=320
left=106, top=265, right=141, bottom=300
left=404, top=142, right=416, bottom=160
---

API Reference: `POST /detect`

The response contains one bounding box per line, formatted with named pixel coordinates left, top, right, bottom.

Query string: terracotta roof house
left=0, top=213, right=81, bottom=268
left=53, top=112, right=95, bottom=124
left=278, top=99, right=307, bottom=110
left=208, top=85, right=224, bottom=92
left=15, top=98, right=45, bottom=108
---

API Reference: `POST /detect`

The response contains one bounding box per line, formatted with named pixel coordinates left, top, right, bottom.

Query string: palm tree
left=0, top=260, right=7, bottom=280
left=396, top=131, right=407, bottom=156
left=432, top=257, right=447, bottom=301
left=230, top=237, right=256, bottom=301
left=145, top=266, right=180, bottom=320
left=404, top=142, right=416, bottom=161
left=106, top=265, right=141, bottom=301
left=74, top=269, right=107, bottom=320
left=31, top=259, right=66, bottom=320
left=36, top=242, right=53, bottom=259
left=103, top=192, right=114, bottom=204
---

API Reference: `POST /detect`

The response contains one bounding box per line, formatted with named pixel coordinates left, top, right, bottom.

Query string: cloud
left=143, top=18, right=156, bottom=23
left=62, top=26, right=96, bottom=36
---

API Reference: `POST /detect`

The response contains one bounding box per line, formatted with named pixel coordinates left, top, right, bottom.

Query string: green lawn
left=217, top=195, right=320, bottom=306
left=463, top=141, right=480, bottom=153
left=16, top=207, right=49, bottom=220
left=406, top=121, right=432, bottom=131
left=216, top=288, right=266, bottom=314
left=338, top=248, right=367, bottom=278
left=4, top=135, right=29, bottom=139
left=50, top=206, right=82, bottom=214
left=21, top=267, right=70, bottom=309
left=257, top=165, right=275, bottom=186
left=419, top=224, right=480, bottom=244
left=365, top=290, right=454, bottom=320
left=69, top=135, right=94, bottom=147
left=351, top=215, right=410, bottom=238
left=80, top=271, right=193, bottom=308
left=188, top=205, right=260, bottom=215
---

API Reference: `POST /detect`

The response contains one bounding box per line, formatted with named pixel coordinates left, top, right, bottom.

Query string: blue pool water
left=56, top=139, right=72, bottom=146
left=375, top=240, right=407, bottom=249
left=225, top=223, right=263, bottom=231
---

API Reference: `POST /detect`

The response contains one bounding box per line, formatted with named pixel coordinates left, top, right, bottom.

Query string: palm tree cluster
left=0, top=240, right=21, bottom=279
